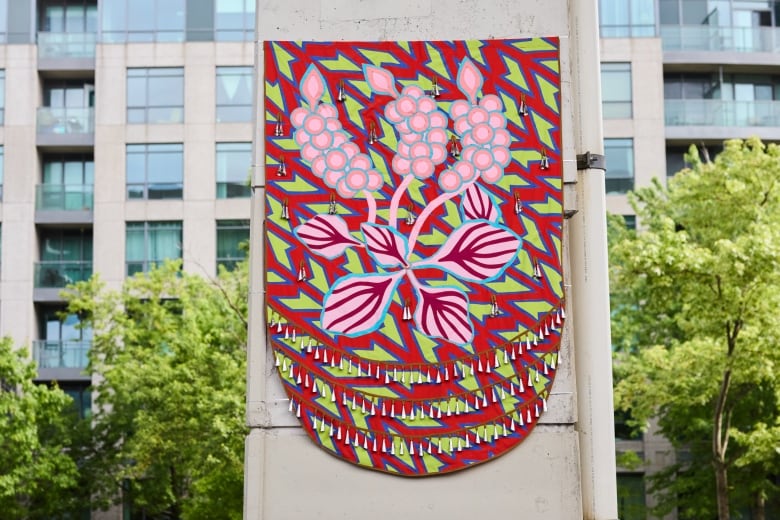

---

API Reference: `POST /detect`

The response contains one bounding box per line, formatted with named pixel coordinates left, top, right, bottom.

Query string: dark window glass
left=601, top=63, right=632, bottom=118
left=40, top=154, right=94, bottom=211
left=126, top=144, right=183, bottom=200
left=216, top=142, right=251, bottom=198
left=216, top=67, right=253, bottom=123
left=605, top=138, right=634, bottom=194
left=126, top=221, right=182, bottom=276
left=217, top=219, right=249, bottom=270
left=617, top=474, right=647, bottom=520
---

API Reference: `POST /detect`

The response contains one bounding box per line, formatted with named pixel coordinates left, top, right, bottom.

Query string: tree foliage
left=65, top=260, right=248, bottom=519
left=0, top=337, right=85, bottom=519
left=610, top=138, right=780, bottom=519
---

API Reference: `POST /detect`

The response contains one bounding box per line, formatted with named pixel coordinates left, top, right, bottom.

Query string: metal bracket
left=576, top=152, right=606, bottom=171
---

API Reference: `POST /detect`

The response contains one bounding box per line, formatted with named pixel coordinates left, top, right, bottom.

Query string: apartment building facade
left=600, top=0, right=780, bottom=518
left=0, top=0, right=255, bottom=444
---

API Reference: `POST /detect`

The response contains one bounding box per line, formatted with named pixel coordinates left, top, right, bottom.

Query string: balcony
left=665, top=99, right=780, bottom=140
left=37, top=32, right=96, bottom=71
left=35, top=184, right=94, bottom=224
left=36, top=107, right=94, bottom=147
left=34, top=261, right=92, bottom=301
left=34, top=340, right=90, bottom=380
left=662, top=25, right=780, bottom=65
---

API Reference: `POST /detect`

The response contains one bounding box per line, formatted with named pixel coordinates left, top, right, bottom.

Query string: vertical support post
left=569, top=0, right=619, bottom=518
left=244, top=40, right=267, bottom=520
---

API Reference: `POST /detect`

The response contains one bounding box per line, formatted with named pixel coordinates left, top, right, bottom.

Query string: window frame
left=216, top=142, right=251, bottom=198
left=100, top=0, right=185, bottom=43
left=216, top=219, right=249, bottom=271
left=214, top=0, right=255, bottom=41
left=126, top=143, right=184, bottom=200
left=216, top=66, right=253, bottom=123
left=126, top=67, right=184, bottom=124
left=605, top=138, right=635, bottom=194
left=601, top=62, right=633, bottom=119
left=125, top=221, right=183, bottom=276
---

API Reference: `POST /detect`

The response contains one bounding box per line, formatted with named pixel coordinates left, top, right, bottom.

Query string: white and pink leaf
left=461, top=184, right=499, bottom=222
left=294, top=215, right=362, bottom=259
left=361, top=223, right=409, bottom=268
left=414, top=221, right=521, bottom=283
left=321, top=272, right=403, bottom=337
left=413, top=285, right=473, bottom=346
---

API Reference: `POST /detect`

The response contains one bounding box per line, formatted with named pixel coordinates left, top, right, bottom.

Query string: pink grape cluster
left=384, top=85, right=449, bottom=180
left=447, top=94, right=512, bottom=185
left=291, top=103, right=384, bottom=198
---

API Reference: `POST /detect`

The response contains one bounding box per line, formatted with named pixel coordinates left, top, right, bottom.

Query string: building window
left=0, top=70, right=5, bottom=124
left=127, top=68, right=184, bottom=124
left=600, top=0, right=656, bottom=37
left=617, top=474, right=647, bottom=520
left=36, top=229, right=93, bottom=288
left=216, top=142, right=251, bottom=198
left=40, top=1, right=98, bottom=33
left=101, top=0, right=184, bottom=43
left=37, top=307, right=92, bottom=371
left=126, top=144, right=183, bottom=200
left=605, top=138, right=634, bottom=194
left=601, top=63, right=632, bottom=118
left=126, top=221, right=182, bottom=276
left=216, top=66, right=252, bottom=123
left=0, top=146, right=4, bottom=201
left=59, top=383, right=92, bottom=419
left=39, top=154, right=94, bottom=210
left=215, top=0, right=255, bottom=41
left=217, top=219, right=249, bottom=271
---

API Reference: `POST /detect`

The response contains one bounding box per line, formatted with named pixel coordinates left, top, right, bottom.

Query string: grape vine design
left=291, top=58, right=521, bottom=347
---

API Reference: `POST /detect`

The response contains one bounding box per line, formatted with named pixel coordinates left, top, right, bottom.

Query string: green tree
left=610, top=138, right=780, bottom=520
left=66, top=260, right=248, bottom=519
left=0, top=337, right=85, bottom=519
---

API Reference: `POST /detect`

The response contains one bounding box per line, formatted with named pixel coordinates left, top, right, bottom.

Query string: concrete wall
left=245, top=1, right=605, bottom=518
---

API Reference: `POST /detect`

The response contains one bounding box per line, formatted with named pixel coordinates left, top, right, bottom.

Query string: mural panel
left=264, top=39, right=564, bottom=475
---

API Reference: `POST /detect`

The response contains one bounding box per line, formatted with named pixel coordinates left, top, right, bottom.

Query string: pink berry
left=430, top=144, right=447, bottom=164
left=349, top=154, right=371, bottom=170
left=303, top=114, right=325, bottom=134
left=385, top=102, right=403, bottom=123
left=492, top=146, right=511, bottom=167
left=481, top=164, right=502, bottom=183
left=325, top=149, right=347, bottom=170
left=397, top=96, right=416, bottom=117
left=472, top=123, right=494, bottom=145
left=411, top=157, right=434, bottom=179
left=346, top=169, right=368, bottom=191
left=311, top=131, right=333, bottom=150
left=291, top=107, right=309, bottom=127
left=366, top=170, right=384, bottom=191
left=317, top=103, right=338, bottom=118
left=449, top=100, right=470, bottom=119
left=427, top=128, right=447, bottom=145
left=439, top=170, right=462, bottom=192
left=410, top=142, right=430, bottom=159
left=479, top=94, right=502, bottom=112
left=409, top=113, right=430, bottom=133
left=311, top=156, right=326, bottom=178
left=454, top=160, right=476, bottom=182
left=472, top=149, right=493, bottom=170
left=492, top=129, right=511, bottom=147
left=417, top=97, right=436, bottom=113
left=467, top=107, right=489, bottom=126
left=392, top=155, right=411, bottom=175
left=428, top=112, right=447, bottom=128
left=488, top=112, right=506, bottom=129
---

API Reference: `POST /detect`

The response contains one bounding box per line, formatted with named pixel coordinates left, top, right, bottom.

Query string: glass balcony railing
left=36, top=184, right=94, bottom=211
left=37, top=107, right=94, bottom=135
left=37, top=32, right=96, bottom=59
left=33, top=340, right=90, bottom=369
left=665, top=99, right=780, bottom=128
left=661, top=25, right=780, bottom=53
left=34, top=261, right=93, bottom=288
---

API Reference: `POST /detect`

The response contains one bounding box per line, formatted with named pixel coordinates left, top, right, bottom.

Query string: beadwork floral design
left=291, top=58, right=521, bottom=346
